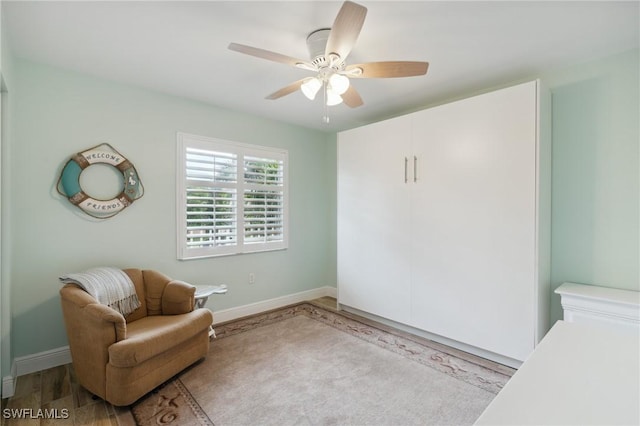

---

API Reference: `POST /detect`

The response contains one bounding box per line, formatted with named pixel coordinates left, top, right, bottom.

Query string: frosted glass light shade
left=326, top=89, right=343, bottom=106
left=328, top=74, right=350, bottom=95
left=301, top=78, right=322, bottom=100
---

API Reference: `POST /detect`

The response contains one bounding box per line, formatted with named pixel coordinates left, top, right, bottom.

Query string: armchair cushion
left=142, top=269, right=173, bottom=316
left=108, top=309, right=213, bottom=367
left=162, top=280, right=195, bottom=314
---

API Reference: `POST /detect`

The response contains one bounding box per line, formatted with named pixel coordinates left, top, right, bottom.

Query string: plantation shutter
left=243, top=155, right=286, bottom=245
left=185, top=148, right=238, bottom=250
left=177, top=133, right=288, bottom=259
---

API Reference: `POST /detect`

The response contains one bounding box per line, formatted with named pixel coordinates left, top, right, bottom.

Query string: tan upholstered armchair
left=59, top=268, right=213, bottom=406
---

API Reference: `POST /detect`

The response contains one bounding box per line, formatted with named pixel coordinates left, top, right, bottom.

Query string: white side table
left=194, top=284, right=228, bottom=308
left=194, top=285, right=227, bottom=338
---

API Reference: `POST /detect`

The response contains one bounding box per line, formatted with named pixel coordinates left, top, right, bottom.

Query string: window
left=177, top=133, right=288, bottom=259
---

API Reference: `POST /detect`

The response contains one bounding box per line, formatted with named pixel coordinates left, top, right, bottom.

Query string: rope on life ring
left=57, top=143, right=144, bottom=219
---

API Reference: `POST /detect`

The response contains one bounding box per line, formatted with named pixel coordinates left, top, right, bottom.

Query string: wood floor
left=0, top=363, right=129, bottom=426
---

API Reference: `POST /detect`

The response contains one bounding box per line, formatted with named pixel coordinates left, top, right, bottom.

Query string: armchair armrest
left=60, top=284, right=127, bottom=341
left=59, top=284, right=128, bottom=398
left=84, top=303, right=128, bottom=341
left=162, top=280, right=195, bottom=314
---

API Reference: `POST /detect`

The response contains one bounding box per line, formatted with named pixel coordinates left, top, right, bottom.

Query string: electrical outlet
left=248, top=273, right=255, bottom=284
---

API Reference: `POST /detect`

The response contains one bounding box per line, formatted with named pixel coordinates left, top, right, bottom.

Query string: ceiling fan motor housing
left=306, top=29, right=330, bottom=59
left=306, top=28, right=344, bottom=70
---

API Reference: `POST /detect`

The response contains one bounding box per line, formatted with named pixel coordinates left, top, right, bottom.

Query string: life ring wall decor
left=57, top=143, right=144, bottom=219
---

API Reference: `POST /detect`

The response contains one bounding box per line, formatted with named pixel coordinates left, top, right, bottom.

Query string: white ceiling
left=4, top=1, right=639, bottom=132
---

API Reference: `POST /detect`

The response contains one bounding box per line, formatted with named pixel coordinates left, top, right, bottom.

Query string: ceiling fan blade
left=345, top=61, right=429, bottom=78
left=265, top=79, right=307, bottom=100
left=229, top=43, right=314, bottom=69
left=325, top=1, right=367, bottom=61
left=342, top=85, right=364, bottom=108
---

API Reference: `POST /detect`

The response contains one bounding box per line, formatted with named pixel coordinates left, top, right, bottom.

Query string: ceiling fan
left=228, top=1, right=429, bottom=113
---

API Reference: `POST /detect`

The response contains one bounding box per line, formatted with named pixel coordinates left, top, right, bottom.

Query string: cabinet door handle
left=414, top=156, right=418, bottom=182
left=404, top=157, right=408, bottom=183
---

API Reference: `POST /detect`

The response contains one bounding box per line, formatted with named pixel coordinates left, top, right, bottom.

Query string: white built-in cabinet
left=337, top=81, right=550, bottom=366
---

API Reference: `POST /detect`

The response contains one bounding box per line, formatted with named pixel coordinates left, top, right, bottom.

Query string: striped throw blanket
left=60, top=267, right=141, bottom=316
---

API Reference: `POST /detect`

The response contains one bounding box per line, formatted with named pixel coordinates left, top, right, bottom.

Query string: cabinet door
left=410, top=82, right=538, bottom=361
left=338, top=115, right=412, bottom=323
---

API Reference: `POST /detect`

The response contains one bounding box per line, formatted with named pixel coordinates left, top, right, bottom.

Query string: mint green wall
left=9, top=58, right=336, bottom=357
left=4, top=48, right=637, bottom=366
left=0, top=6, right=16, bottom=381
left=544, top=49, right=639, bottom=323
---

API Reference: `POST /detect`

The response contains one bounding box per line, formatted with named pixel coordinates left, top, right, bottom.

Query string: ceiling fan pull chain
left=322, top=80, right=330, bottom=124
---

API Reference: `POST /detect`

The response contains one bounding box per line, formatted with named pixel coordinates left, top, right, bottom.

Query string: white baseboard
left=2, top=345, right=74, bottom=397
left=1, top=285, right=337, bottom=398
left=2, top=363, right=17, bottom=399
left=339, top=304, right=523, bottom=369
left=2, top=346, right=75, bottom=398
left=213, top=286, right=336, bottom=324
left=2, top=376, right=15, bottom=399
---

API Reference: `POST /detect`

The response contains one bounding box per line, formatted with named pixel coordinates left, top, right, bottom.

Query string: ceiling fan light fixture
left=328, top=73, right=350, bottom=95
left=229, top=1, right=429, bottom=116
left=301, top=77, right=322, bottom=100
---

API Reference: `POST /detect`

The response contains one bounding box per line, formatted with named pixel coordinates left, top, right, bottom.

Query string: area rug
left=130, top=302, right=514, bottom=426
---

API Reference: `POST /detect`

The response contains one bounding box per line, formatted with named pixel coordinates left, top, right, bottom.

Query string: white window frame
left=177, top=132, right=289, bottom=259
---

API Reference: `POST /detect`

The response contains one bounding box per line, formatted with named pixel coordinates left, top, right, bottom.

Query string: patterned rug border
left=131, top=377, right=214, bottom=426
left=174, top=379, right=214, bottom=426
left=213, top=301, right=513, bottom=394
